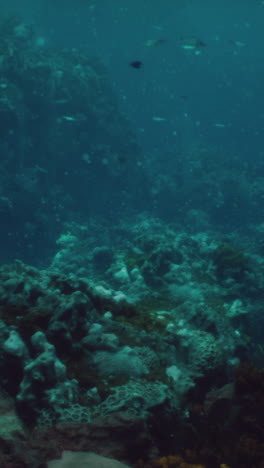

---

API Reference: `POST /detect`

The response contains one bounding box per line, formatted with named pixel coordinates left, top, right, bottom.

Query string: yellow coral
left=152, top=455, right=183, bottom=467
left=150, top=456, right=205, bottom=468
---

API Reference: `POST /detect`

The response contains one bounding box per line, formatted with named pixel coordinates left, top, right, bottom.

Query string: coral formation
left=136, top=455, right=206, bottom=467
left=212, top=243, right=250, bottom=282
left=0, top=219, right=258, bottom=428
left=1, top=7, right=264, bottom=468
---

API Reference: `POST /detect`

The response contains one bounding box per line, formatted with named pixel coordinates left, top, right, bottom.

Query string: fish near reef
left=180, top=37, right=206, bottom=50
left=129, top=60, right=143, bottom=69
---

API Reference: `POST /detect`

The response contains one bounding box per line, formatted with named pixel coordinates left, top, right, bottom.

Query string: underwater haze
left=2, top=3, right=264, bottom=468
left=0, top=0, right=264, bottom=262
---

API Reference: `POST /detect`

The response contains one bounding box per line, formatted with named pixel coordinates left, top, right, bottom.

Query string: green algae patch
left=115, top=295, right=180, bottom=335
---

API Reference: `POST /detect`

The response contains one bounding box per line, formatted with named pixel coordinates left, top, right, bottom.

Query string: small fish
left=130, top=60, right=143, bottom=69
left=34, top=165, right=48, bottom=174
left=152, top=116, right=167, bottom=122
left=61, top=114, right=87, bottom=122
left=228, top=40, right=246, bottom=47
left=152, top=25, right=164, bottom=31
left=55, top=99, right=69, bottom=105
left=180, top=37, right=206, bottom=50
left=62, top=115, right=78, bottom=122
left=213, top=123, right=230, bottom=128
left=143, top=38, right=167, bottom=47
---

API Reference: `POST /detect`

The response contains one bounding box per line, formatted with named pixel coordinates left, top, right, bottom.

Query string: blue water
left=0, top=0, right=264, bottom=263
left=34, top=0, right=264, bottom=155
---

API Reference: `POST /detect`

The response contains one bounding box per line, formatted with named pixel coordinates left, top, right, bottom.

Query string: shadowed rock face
left=0, top=411, right=156, bottom=467
left=0, top=389, right=25, bottom=439
left=33, top=412, right=157, bottom=464
left=48, top=451, right=131, bottom=468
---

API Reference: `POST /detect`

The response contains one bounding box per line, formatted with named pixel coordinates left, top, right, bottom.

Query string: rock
left=0, top=389, right=25, bottom=439
left=48, top=451, right=131, bottom=468
left=32, top=411, right=157, bottom=464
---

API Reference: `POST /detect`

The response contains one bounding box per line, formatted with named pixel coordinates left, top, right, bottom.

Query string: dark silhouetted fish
left=130, top=60, right=143, bottom=69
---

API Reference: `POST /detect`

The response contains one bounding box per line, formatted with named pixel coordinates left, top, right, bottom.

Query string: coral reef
left=0, top=215, right=263, bottom=466
left=0, top=219, right=261, bottom=427
left=1, top=7, right=264, bottom=468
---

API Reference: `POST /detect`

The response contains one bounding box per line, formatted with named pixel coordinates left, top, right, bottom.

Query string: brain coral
left=188, top=331, right=224, bottom=372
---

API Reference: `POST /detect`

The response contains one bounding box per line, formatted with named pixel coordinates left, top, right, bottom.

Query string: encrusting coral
left=136, top=455, right=206, bottom=468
